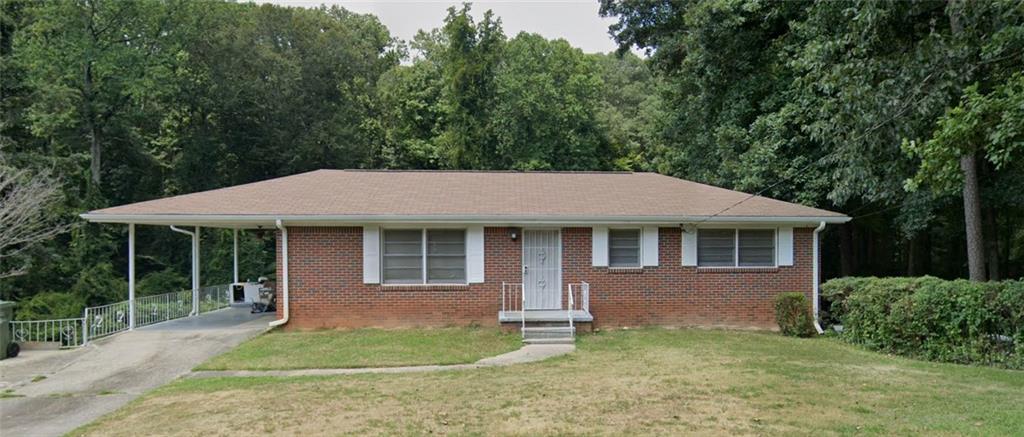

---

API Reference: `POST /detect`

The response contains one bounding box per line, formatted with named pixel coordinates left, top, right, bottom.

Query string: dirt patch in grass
left=77, top=328, right=1024, bottom=436
left=196, top=327, right=522, bottom=370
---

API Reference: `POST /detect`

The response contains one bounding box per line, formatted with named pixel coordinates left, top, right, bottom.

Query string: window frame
left=381, top=227, right=468, bottom=285
left=607, top=227, right=642, bottom=268
left=696, top=228, right=778, bottom=268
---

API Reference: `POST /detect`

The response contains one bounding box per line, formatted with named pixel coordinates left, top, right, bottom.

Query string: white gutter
left=812, top=221, right=826, bottom=334
left=80, top=213, right=852, bottom=226
left=169, top=225, right=200, bottom=316
left=268, top=219, right=289, bottom=328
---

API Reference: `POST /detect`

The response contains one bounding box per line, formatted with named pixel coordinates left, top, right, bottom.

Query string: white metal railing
left=12, top=283, right=234, bottom=349
left=520, top=284, right=526, bottom=335
left=134, top=290, right=193, bottom=328
left=85, top=300, right=131, bottom=342
left=197, top=284, right=231, bottom=314
left=501, top=282, right=523, bottom=312
left=567, top=281, right=590, bottom=313
left=567, top=284, right=575, bottom=331
left=10, top=318, right=86, bottom=349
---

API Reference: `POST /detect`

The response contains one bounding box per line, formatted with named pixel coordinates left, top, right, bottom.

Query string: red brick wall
left=562, top=227, right=813, bottom=329
left=276, top=227, right=519, bottom=329
left=276, top=226, right=815, bottom=330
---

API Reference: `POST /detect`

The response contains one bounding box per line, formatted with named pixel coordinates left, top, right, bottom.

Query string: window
left=697, top=229, right=776, bottom=267
left=382, top=229, right=466, bottom=284
left=697, top=229, right=735, bottom=266
left=738, top=229, right=775, bottom=266
left=426, top=230, right=466, bottom=283
left=382, top=230, right=423, bottom=284
left=609, top=229, right=641, bottom=267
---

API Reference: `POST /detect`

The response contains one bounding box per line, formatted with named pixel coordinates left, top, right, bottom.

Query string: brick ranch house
left=82, top=170, right=849, bottom=339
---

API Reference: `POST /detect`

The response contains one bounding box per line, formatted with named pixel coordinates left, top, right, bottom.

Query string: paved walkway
left=0, top=307, right=272, bottom=437
left=189, top=343, right=575, bottom=378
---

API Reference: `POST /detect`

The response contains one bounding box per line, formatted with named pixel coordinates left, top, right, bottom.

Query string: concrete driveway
left=0, top=307, right=272, bottom=437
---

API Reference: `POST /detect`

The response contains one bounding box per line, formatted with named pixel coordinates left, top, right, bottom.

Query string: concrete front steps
left=522, top=325, right=575, bottom=344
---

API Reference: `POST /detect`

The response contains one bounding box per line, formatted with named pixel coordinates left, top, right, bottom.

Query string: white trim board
left=80, top=213, right=851, bottom=228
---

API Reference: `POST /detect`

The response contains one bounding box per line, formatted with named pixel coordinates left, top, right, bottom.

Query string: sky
left=259, top=0, right=624, bottom=54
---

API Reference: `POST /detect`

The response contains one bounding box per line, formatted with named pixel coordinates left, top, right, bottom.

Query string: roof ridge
left=337, top=169, right=635, bottom=174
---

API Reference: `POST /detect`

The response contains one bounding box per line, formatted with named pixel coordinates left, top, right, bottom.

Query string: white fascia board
left=80, top=213, right=851, bottom=227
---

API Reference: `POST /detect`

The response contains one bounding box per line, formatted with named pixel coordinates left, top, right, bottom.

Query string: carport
left=77, top=212, right=288, bottom=331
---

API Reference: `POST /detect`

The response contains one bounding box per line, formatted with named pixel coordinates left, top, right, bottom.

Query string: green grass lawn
left=196, top=327, right=522, bottom=370
left=80, top=328, right=1024, bottom=436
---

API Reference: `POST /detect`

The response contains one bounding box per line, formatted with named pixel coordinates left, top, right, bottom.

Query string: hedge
left=774, top=292, right=815, bottom=337
left=822, top=276, right=1024, bottom=369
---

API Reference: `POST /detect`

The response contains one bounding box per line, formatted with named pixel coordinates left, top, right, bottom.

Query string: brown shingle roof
left=83, top=170, right=847, bottom=224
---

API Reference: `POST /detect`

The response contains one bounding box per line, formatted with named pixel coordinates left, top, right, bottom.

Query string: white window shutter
left=642, top=226, right=659, bottom=266
left=363, top=226, right=380, bottom=284
left=467, top=226, right=485, bottom=283
left=682, top=229, right=698, bottom=266
left=778, top=227, right=794, bottom=266
left=592, top=226, right=608, bottom=267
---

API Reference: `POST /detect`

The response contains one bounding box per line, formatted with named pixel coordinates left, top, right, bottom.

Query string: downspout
left=812, top=221, right=826, bottom=334
left=170, top=225, right=199, bottom=316
left=269, top=219, right=289, bottom=328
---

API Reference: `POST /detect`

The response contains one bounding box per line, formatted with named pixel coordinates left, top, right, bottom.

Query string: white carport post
left=169, top=225, right=200, bottom=316
left=128, top=223, right=136, bottom=330
left=193, top=226, right=201, bottom=315
left=233, top=228, right=239, bottom=284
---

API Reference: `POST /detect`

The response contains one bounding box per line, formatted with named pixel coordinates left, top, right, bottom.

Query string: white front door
left=522, top=229, right=561, bottom=310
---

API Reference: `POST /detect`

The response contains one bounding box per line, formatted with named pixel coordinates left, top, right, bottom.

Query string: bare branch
left=0, top=164, right=75, bottom=278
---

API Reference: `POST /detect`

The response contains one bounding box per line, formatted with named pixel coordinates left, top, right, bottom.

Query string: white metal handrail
left=134, top=290, right=193, bottom=328
left=501, top=282, right=524, bottom=312
left=10, top=318, right=86, bottom=348
left=567, top=284, right=575, bottom=331
left=581, top=281, right=590, bottom=313
left=520, top=284, right=526, bottom=335
left=85, top=300, right=130, bottom=342
left=197, top=284, right=231, bottom=314
left=12, top=283, right=234, bottom=349
left=565, top=282, right=590, bottom=313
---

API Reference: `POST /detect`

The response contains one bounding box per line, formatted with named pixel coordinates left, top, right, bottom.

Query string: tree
left=905, top=74, right=1024, bottom=279
left=601, top=0, right=1024, bottom=279
left=435, top=4, right=505, bottom=168
left=490, top=33, right=611, bottom=170
left=15, top=0, right=172, bottom=188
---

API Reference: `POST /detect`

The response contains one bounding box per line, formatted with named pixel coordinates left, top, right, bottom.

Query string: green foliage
left=823, top=276, right=1024, bottom=369
left=3, top=0, right=1023, bottom=311
left=492, top=33, right=612, bottom=170
left=377, top=5, right=626, bottom=171
left=773, top=292, right=815, bottom=337
left=136, top=269, right=189, bottom=297
left=905, top=74, right=1024, bottom=194
left=601, top=0, right=1024, bottom=275
left=14, top=292, right=85, bottom=320
left=69, top=263, right=127, bottom=307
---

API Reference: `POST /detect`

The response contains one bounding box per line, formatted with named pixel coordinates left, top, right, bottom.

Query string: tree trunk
left=948, top=1, right=986, bottom=281
left=960, top=153, right=986, bottom=281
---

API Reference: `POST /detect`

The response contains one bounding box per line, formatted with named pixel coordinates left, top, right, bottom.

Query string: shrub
left=822, top=276, right=1024, bottom=369
left=70, top=262, right=127, bottom=306
left=774, top=292, right=815, bottom=337
left=14, top=292, right=86, bottom=320
left=137, top=268, right=189, bottom=296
